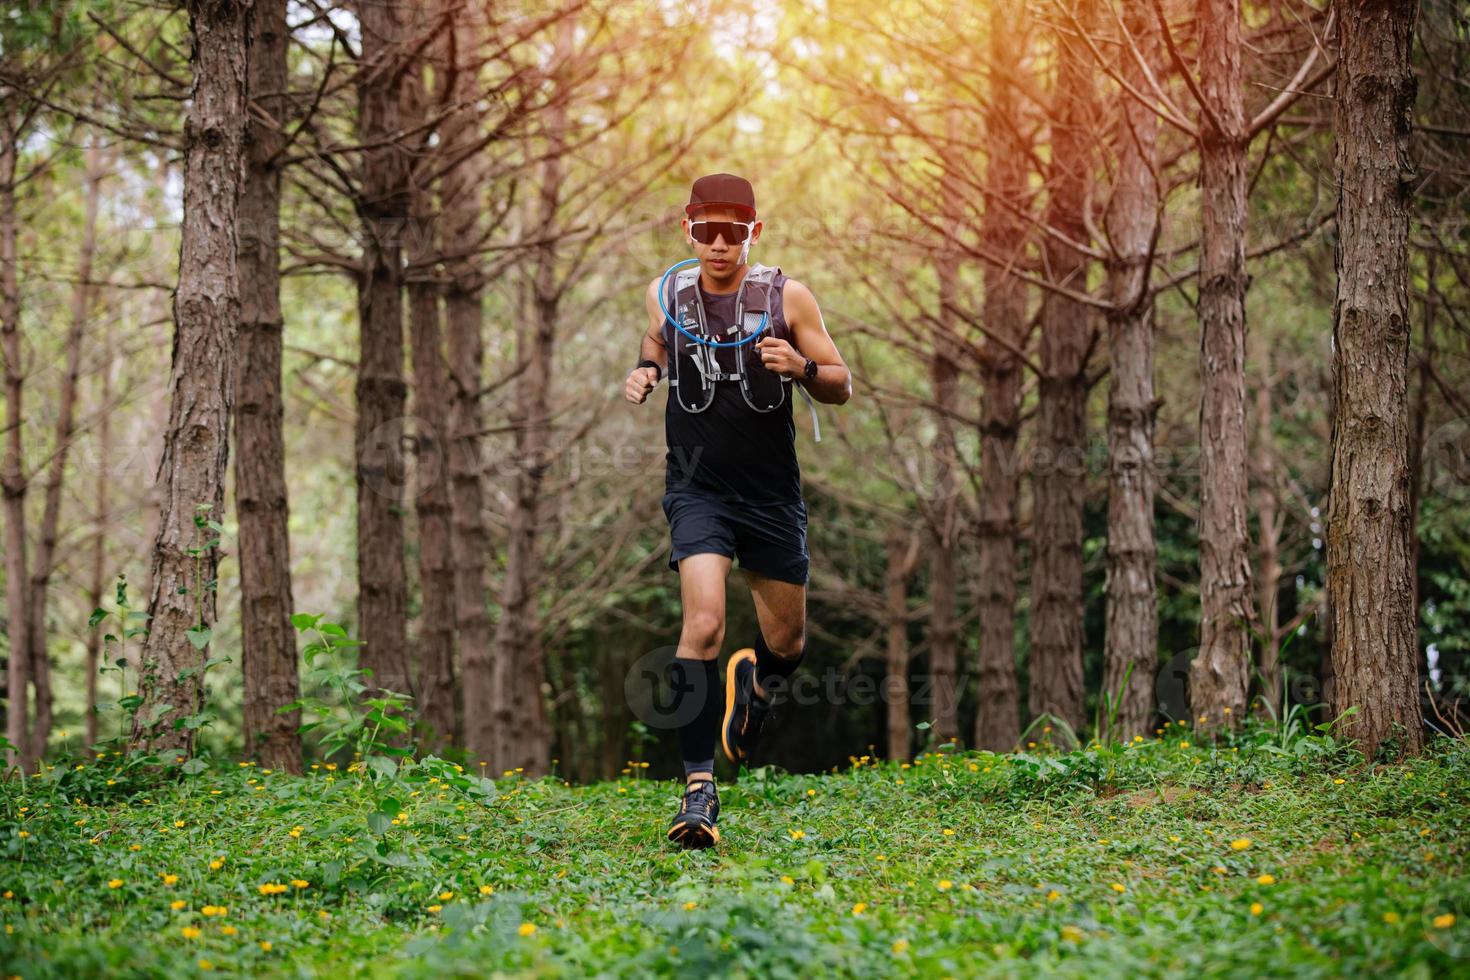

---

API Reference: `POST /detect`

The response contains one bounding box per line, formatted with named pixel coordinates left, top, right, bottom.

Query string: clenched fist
left=625, top=365, right=660, bottom=404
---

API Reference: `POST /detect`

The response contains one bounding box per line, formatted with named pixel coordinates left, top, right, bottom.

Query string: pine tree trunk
left=1189, top=0, right=1256, bottom=732
left=236, top=0, right=301, bottom=772
left=26, top=128, right=103, bottom=764
left=1, top=107, right=32, bottom=773
left=87, top=313, right=114, bottom=750
left=131, top=0, right=250, bottom=757
left=404, top=34, right=457, bottom=756
left=1326, top=0, right=1422, bottom=761
left=973, top=6, right=1025, bottom=752
left=928, top=139, right=962, bottom=746
left=353, top=0, right=412, bottom=701
left=1101, top=0, right=1161, bottom=743
left=885, top=527, right=920, bottom=760
left=440, top=0, right=495, bottom=767
left=1029, top=3, right=1093, bottom=733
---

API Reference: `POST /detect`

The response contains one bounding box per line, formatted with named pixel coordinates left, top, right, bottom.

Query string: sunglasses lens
left=690, top=221, right=749, bottom=245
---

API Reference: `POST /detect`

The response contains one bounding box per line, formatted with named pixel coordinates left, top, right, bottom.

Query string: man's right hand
left=625, top=366, right=659, bottom=405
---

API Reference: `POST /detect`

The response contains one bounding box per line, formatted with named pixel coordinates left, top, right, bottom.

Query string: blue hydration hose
left=657, top=258, right=769, bottom=348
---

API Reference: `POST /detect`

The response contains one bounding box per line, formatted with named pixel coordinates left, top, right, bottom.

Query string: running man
left=624, top=173, right=852, bottom=849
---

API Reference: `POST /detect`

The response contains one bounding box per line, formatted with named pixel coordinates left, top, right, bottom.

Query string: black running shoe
left=666, top=779, right=720, bottom=849
left=721, top=647, right=773, bottom=765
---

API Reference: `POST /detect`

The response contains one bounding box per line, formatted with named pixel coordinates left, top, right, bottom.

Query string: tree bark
left=404, top=30, right=457, bottom=757
left=1029, top=1, right=1093, bottom=734
left=1327, top=0, right=1422, bottom=760
left=1253, top=337, right=1283, bottom=714
left=1, top=103, right=31, bottom=773
left=236, top=0, right=301, bottom=772
left=1101, top=0, right=1161, bottom=743
left=26, top=128, right=105, bottom=764
left=439, top=0, right=495, bottom=767
left=927, top=117, right=962, bottom=746
left=1189, top=0, right=1256, bottom=732
left=885, top=527, right=920, bottom=760
left=131, top=0, right=250, bottom=757
left=973, top=5, right=1025, bottom=752
left=353, top=0, right=412, bottom=701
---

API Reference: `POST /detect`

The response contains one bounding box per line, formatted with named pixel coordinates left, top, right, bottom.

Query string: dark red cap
left=686, top=173, right=756, bottom=217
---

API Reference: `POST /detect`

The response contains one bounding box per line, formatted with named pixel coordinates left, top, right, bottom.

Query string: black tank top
left=664, top=273, right=802, bottom=504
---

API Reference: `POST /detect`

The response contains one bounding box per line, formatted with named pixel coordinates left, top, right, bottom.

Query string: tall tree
left=353, top=0, right=412, bottom=701
left=1186, top=0, right=1256, bottom=730
left=404, top=18, right=457, bottom=755
left=1327, top=0, right=1422, bottom=760
left=1100, top=0, right=1162, bottom=742
left=131, top=0, right=251, bottom=755
left=236, top=0, right=301, bottom=771
left=1029, top=0, right=1095, bottom=733
left=972, top=6, right=1026, bottom=751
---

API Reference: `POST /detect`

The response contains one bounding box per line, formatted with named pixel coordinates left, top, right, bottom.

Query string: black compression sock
left=672, top=657, right=722, bottom=777
left=754, top=631, right=805, bottom=702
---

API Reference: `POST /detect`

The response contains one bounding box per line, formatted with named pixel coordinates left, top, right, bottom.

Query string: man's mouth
left=709, top=258, right=729, bottom=269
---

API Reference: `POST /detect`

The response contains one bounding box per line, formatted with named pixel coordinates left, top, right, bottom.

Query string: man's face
left=682, top=205, right=762, bottom=285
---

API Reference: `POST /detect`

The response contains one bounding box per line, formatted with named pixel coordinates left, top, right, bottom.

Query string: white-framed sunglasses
left=688, top=219, right=754, bottom=245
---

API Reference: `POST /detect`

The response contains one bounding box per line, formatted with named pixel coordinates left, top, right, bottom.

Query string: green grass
left=3, top=733, right=1469, bottom=978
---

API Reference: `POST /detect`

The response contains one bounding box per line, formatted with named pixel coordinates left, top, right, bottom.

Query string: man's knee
left=763, top=623, right=806, bottom=659
left=681, top=609, right=725, bottom=654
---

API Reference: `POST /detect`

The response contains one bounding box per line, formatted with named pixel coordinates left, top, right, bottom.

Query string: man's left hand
left=756, top=337, right=806, bottom=378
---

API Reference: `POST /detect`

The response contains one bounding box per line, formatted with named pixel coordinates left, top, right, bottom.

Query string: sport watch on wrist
left=637, top=358, right=662, bottom=383
left=802, top=357, right=818, bottom=381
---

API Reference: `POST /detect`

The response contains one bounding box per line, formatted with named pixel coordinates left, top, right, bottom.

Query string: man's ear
left=751, top=218, right=763, bottom=243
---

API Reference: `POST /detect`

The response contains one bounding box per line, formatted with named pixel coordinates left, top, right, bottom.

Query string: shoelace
left=683, top=783, right=716, bottom=819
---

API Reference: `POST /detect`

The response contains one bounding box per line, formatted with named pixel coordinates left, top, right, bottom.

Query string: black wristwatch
left=802, top=357, right=818, bottom=381
left=637, top=358, right=662, bottom=383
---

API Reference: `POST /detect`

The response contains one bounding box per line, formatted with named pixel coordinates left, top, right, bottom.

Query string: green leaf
left=186, top=626, right=212, bottom=650
left=367, top=811, right=393, bottom=835
left=291, top=612, right=320, bottom=631
left=88, top=607, right=108, bottom=628
left=366, top=755, right=398, bottom=779
left=180, top=757, right=209, bottom=775
left=146, top=702, right=175, bottom=725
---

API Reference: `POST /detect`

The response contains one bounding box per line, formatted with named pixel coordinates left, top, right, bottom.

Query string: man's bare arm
left=625, top=278, right=668, bottom=405
left=778, top=279, right=852, bottom=406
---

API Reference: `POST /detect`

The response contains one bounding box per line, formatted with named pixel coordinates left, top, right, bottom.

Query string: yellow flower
left=892, top=938, right=910, bottom=954
left=1180, top=742, right=1190, bottom=748
left=942, top=829, right=955, bottom=837
left=1256, top=874, right=1276, bottom=885
left=174, top=820, right=186, bottom=828
left=937, top=880, right=953, bottom=891
left=1434, top=914, right=1456, bottom=929
left=1250, top=902, right=1263, bottom=916
left=17, top=831, right=29, bottom=840
left=130, top=844, right=142, bottom=852
left=259, top=941, right=273, bottom=952
left=428, top=905, right=442, bottom=914
left=170, top=900, right=187, bottom=911
left=198, top=959, right=214, bottom=971
left=1230, top=838, right=1252, bottom=850
left=201, top=905, right=226, bottom=917
left=318, top=910, right=331, bottom=920
left=1046, top=890, right=1061, bottom=902
left=288, top=827, right=302, bottom=839
left=107, top=878, right=123, bottom=889
left=439, top=891, right=453, bottom=901
left=182, top=926, right=201, bottom=939
left=1333, top=778, right=1345, bottom=785
left=1169, top=836, right=1181, bottom=843
left=806, top=789, right=816, bottom=797
left=682, top=901, right=698, bottom=911
left=851, top=902, right=868, bottom=915
left=161, top=873, right=179, bottom=885
left=479, top=885, right=494, bottom=896
left=789, top=829, right=806, bottom=840
left=1060, top=925, right=1084, bottom=943
left=209, top=859, right=223, bottom=870
left=780, top=875, right=795, bottom=885
left=1212, top=866, right=1227, bottom=874
left=518, top=922, right=538, bottom=937
left=221, top=925, right=237, bottom=936
left=1383, top=912, right=1401, bottom=924
left=1110, top=883, right=1126, bottom=894
left=291, top=880, right=309, bottom=890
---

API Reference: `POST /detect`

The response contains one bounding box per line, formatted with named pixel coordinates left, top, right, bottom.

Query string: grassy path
left=2, top=736, right=1468, bottom=977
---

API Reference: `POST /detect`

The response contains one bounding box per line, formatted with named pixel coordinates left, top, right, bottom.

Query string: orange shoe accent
left=722, top=648, right=757, bottom=764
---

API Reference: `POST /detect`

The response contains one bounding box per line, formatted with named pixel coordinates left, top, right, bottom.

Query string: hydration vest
left=663, top=263, right=822, bottom=441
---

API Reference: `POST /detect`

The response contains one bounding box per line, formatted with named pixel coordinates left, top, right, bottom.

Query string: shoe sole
left=667, top=820, right=720, bottom=849
left=721, top=648, right=757, bottom=765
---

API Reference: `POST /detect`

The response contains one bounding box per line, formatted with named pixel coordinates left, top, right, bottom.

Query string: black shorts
left=662, top=488, right=809, bottom=586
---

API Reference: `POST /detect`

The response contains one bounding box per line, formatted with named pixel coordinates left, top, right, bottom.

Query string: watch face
left=805, top=358, right=817, bottom=380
